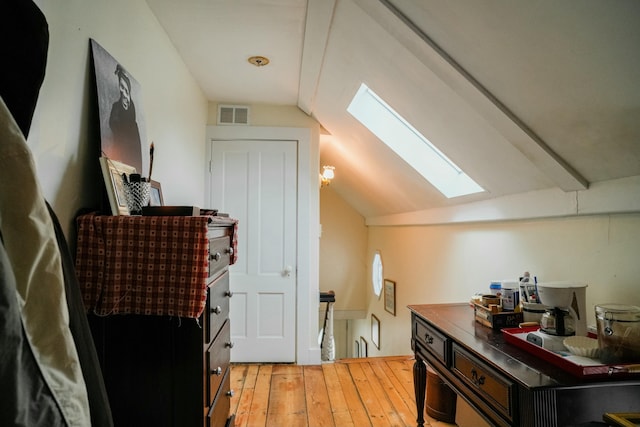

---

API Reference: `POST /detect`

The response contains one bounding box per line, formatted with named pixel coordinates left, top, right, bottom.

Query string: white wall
left=30, top=0, right=207, bottom=236
left=354, top=213, right=640, bottom=357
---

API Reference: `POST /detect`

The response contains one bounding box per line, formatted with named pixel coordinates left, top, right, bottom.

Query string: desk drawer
left=414, top=315, right=449, bottom=365
left=208, top=236, right=232, bottom=280
left=206, top=319, right=232, bottom=407
left=207, top=367, right=233, bottom=427
left=452, top=343, right=515, bottom=421
left=206, top=271, right=231, bottom=344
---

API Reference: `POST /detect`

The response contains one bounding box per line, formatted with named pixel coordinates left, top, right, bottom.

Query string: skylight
left=347, top=83, right=484, bottom=198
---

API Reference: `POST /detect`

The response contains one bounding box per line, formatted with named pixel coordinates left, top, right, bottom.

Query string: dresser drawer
left=207, top=366, right=233, bottom=427
left=206, top=319, right=232, bottom=407
left=205, top=271, right=231, bottom=344
left=208, top=236, right=232, bottom=280
left=452, top=343, right=515, bottom=421
left=414, top=315, right=449, bottom=365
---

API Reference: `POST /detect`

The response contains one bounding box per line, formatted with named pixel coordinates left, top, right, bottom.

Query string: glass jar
left=489, top=282, right=501, bottom=297
left=595, top=304, right=640, bottom=364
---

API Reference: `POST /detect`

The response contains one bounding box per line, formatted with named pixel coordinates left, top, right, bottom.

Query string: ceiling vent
left=217, top=105, right=250, bottom=125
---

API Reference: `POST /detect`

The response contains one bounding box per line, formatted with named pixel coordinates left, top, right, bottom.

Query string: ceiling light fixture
left=320, top=165, right=335, bottom=188
left=248, top=56, right=270, bottom=67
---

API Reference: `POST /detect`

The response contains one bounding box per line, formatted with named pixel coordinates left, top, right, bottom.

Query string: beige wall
left=319, top=186, right=368, bottom=313
left=341, top=213, right=640, bottom=357
left=30, top=0, right=207, bottom=237
left=207, top=103, right=318, bottom=128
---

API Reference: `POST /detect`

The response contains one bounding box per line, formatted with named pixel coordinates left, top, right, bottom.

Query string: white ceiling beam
left=355, top=0, right=588, bottom=191
left=298, top=0, right=337, bottom=115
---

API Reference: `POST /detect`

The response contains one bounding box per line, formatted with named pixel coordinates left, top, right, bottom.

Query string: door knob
left=283, top=265, right=293, bottom=277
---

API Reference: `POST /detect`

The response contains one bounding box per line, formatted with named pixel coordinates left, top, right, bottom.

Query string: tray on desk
left=502, top=326, right=640, bottom=379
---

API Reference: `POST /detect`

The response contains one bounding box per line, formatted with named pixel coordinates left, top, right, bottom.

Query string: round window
left=372, top=251, right=383, bottom=297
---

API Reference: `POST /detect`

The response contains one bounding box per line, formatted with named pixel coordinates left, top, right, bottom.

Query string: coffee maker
left=526, top=282, right=588, bottom=350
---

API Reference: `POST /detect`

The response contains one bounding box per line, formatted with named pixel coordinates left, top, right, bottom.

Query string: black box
left=141, top=206, right=202, bottom=216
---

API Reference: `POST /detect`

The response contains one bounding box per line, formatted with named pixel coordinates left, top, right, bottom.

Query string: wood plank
left=245, top=364, right=272, bottom=427
left=322, top=363, right=355, bottom=427
left=271, top=364, right=303, bottom=376
left=232, top=364, right=259, bottom=427
left=338, top=355, right=412, bottom=364
left=348, top=363, right=390, bottom=427
left=360, top=361, right=406, bottom=427
left=370, top=359, right=417, bottom=426
left=335, top=362, right=372, bottom=426
left=387, top=359, right=417, bottom=398
left=266, top=365, right=307, bottom=427
left=303, top=365, right=335, bottom=427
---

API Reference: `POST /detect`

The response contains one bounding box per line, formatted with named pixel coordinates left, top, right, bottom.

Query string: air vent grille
left=217, top=105, right=250, bottom=125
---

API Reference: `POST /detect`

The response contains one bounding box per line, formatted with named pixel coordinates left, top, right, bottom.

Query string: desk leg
left=413, top=355, right=427, bottom=427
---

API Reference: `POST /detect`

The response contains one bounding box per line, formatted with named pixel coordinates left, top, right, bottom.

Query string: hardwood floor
left=230, top=355, right=457, bottom=427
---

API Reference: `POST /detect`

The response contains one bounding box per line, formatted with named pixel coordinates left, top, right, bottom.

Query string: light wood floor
left=230, top=355, right=457, bottom=427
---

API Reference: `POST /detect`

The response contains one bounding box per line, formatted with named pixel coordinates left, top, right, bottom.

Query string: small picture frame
left=371, top=314, right=380, bottom=349
left=384, top=279, right=396, bottom=316
left=99, top=157, right=136, bottom=216
left=360, top=336, right=368, bottom=357
left=603, top=413, right=640, bottom=427
left=149, top=180, right=164, bottom=206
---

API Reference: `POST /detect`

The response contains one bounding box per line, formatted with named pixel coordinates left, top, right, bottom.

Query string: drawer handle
left=424, top=333, right=434, bottom=344
left=210, top=252, right=222, bottom=261
left=211, top=305, right=222, bottom=315
left=225, top=290, right=234, bottom=298
left=226, top=390, right=234, bottom=398
left=225, top=341, right=234, bottom=349
left=212, top=366, right=223, bottom=376
left=225, top=247, right=234, bottom=256
left=471, top=368, right=485, bottom=386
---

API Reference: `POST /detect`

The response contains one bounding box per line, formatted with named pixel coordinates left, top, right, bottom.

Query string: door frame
left=205, top=125, right=321, bottom=365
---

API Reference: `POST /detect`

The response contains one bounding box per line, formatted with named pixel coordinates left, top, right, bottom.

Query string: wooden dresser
left=204, top=224, right=235, bottom=427
left=409, top=304, right=640, bottom=427
left=75, top=214, right=236, bottom=427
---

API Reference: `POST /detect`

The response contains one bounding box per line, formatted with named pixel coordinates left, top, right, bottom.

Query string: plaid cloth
left=75, top=214, right=213, bottom=318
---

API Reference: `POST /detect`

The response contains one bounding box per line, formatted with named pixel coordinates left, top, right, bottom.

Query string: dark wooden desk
left=409, top=303, right=640, bottom=427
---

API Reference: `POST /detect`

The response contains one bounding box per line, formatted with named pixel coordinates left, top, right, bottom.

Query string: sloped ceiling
left=146, top=0, right=640, bottom=219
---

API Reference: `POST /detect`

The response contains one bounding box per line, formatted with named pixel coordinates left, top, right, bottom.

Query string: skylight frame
left=347, top=83, right=484, bottom=198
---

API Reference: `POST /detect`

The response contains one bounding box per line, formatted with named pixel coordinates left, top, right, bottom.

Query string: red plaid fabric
left=75, top=214, right=211, bottom=318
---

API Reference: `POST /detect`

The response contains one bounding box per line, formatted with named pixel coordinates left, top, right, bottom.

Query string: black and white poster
left=91, top=39, right=147, bottom=174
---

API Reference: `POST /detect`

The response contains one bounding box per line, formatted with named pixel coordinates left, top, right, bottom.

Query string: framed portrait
left=149, top=180, right=164, bottom=206
left=384, top=279, right=396, bottom=316
left=100, top=156, right=136, bottom=215
left=360, top=336, right=368, bottom=358
left=371, top=314, right=380, bottom=350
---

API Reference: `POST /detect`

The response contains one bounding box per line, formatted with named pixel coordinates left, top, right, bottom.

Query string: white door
left=210, top=139, right=297, bottom=362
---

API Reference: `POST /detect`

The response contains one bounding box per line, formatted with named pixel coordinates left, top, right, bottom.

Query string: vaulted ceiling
left=146, top=0, right=640, bottom=219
